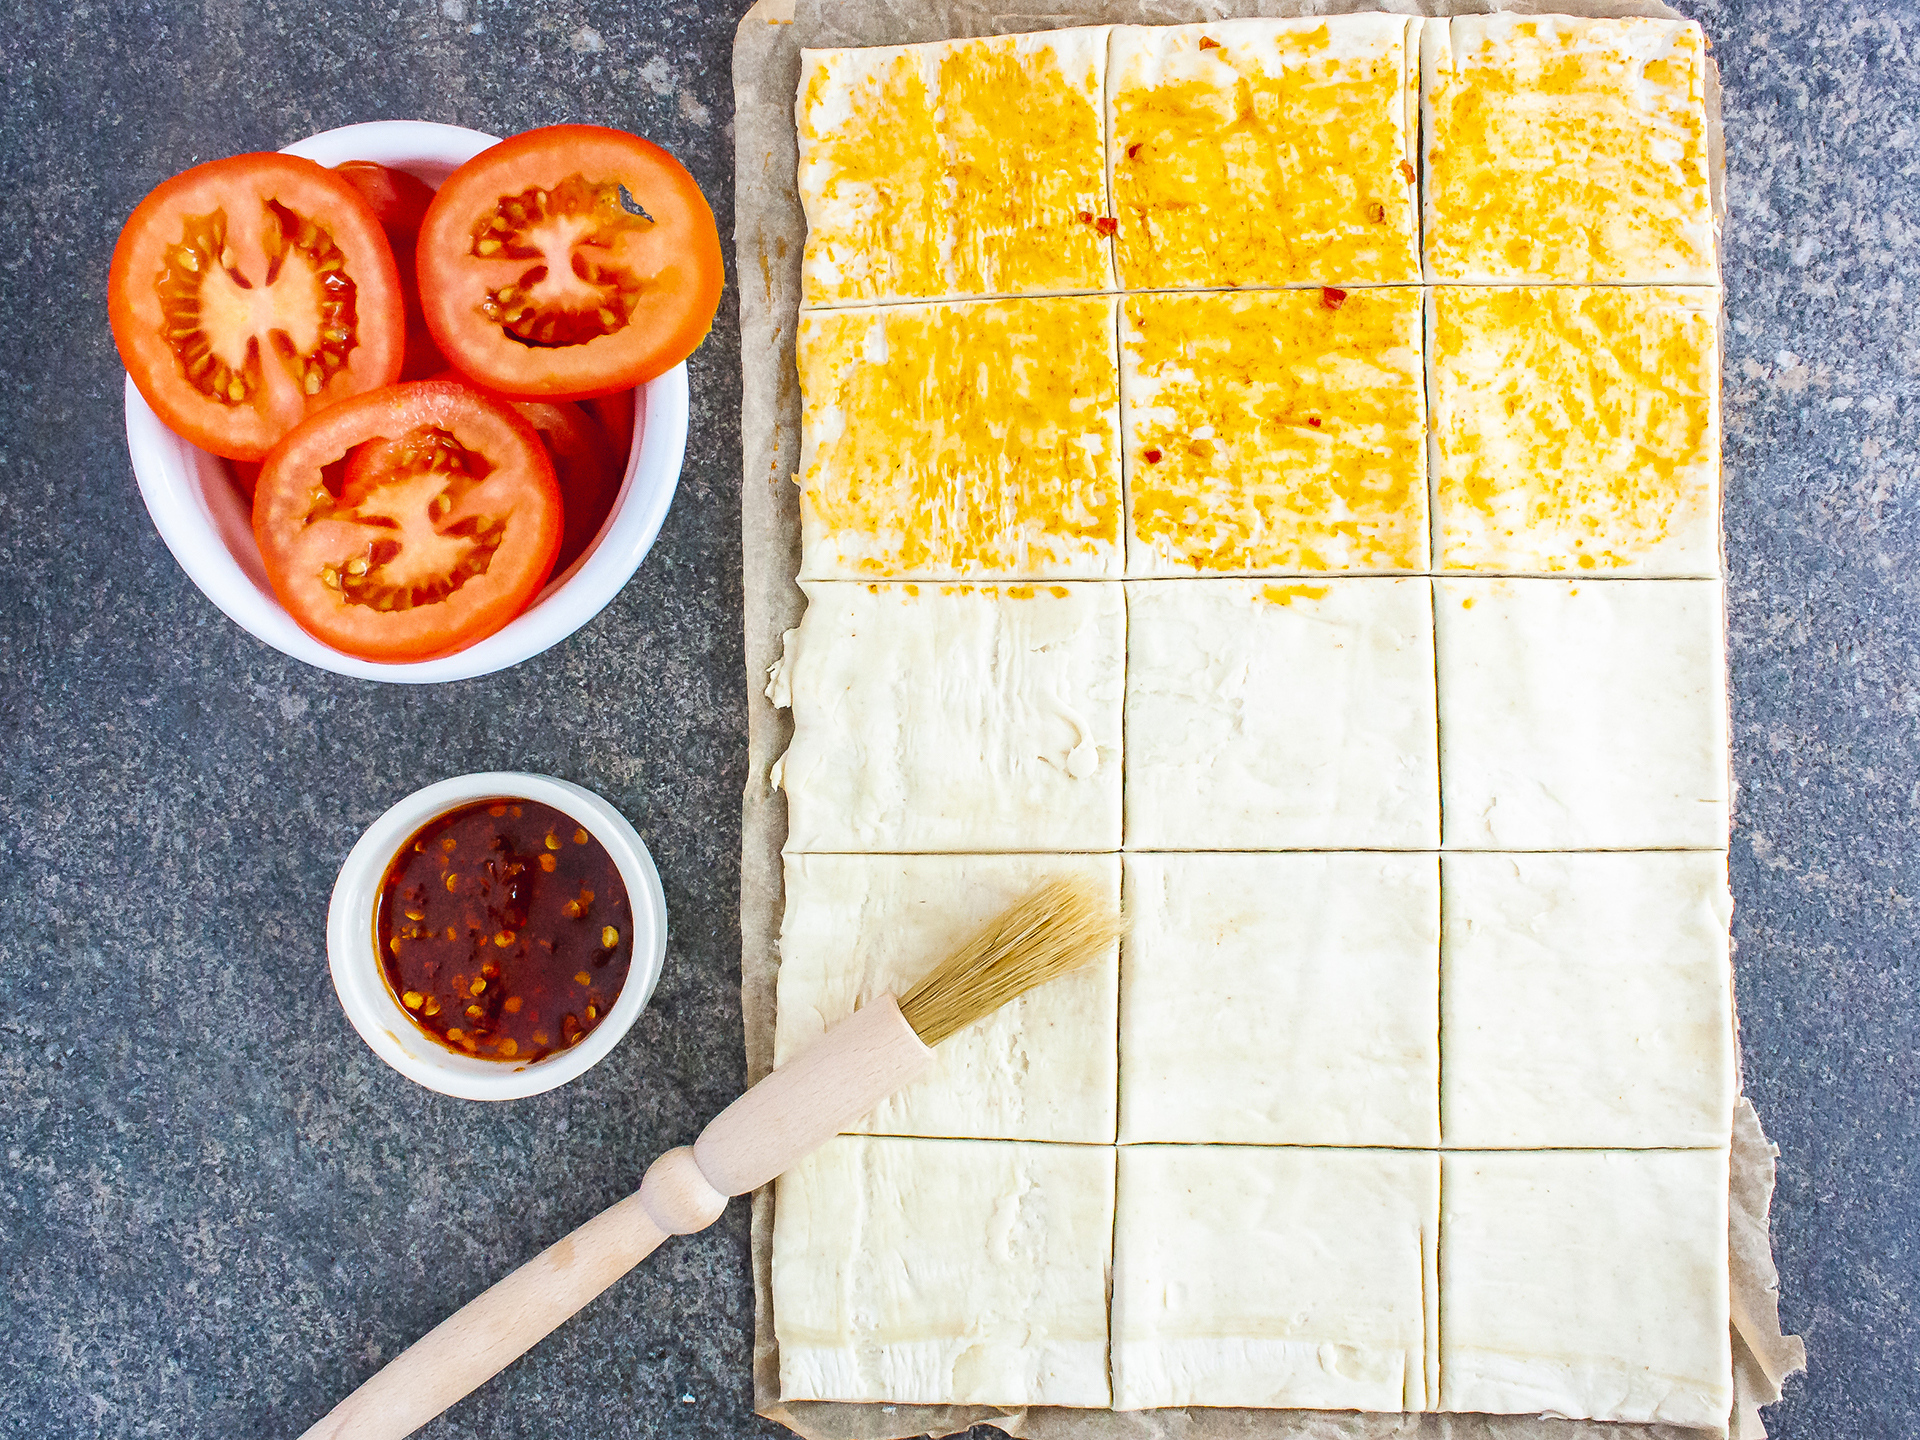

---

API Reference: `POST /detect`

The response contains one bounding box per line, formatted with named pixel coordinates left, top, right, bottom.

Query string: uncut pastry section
left=768, top=13, right=1734, bottom=1429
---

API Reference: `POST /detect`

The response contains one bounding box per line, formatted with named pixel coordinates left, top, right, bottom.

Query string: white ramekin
left=124, top=120, right=690, bottom=683
left=327, top=772, right=668, bottom=1100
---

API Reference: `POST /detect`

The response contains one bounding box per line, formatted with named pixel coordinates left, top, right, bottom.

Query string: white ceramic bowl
left=125, top=120, right=689, bottom=683
left=328, top=772, right=668, bottom=1100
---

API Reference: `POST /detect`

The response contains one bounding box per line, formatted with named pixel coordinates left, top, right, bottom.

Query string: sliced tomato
left=228, top=459, right=261, bottom=499
left=109, top=153, right=406, bottom=460
left=416, top=125, right=723, bottom=399
left=253, top=381, right=561, bottom=662
left=334, top=161, right=449, bottom=381
left=585, top=388, right=636, bottom=460
left=421, top=371, right=620, bottom=575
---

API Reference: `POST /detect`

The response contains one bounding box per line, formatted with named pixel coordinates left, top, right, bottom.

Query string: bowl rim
left=124, top=119, right=689, bottom=684
left=326, top=772, right=668, bottom=1101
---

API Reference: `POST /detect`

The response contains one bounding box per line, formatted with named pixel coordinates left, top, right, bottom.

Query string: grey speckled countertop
left=0, top=2, right=1913, bottom=1437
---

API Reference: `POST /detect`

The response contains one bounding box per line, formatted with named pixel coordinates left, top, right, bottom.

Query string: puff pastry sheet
left=798, top=297, right=1123, bottom=580
left=772, top=581, right=1124, bottom=853
left=1109, top=17, right=1422, bottom=288
left=1422, top=14, right=1716, bottom=282
left=1429, top=286, right=1721, bottom=576
left=797, top=28, right=1113, bottom=305
left=1434, top=578, right=1729, bottom=850
left=1113, top=1146, right=1438, bottom=1412
left=774, top=1135, right=1115, bottom=1406
left=1442, top=851, right=1737, bottom=1148
left=1123, top=287, right=1427, bottom=576
left=777, top=853, right=1120, bottom=1142
left=1441, top=1149, right=1733, bottom=1426
left=1125, top=578, right=1438, bottom=849
left=1120, top=852, right=1439, bottom=1146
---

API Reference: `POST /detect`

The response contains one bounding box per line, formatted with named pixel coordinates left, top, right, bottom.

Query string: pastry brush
left=300, top=876, right=1123, bottom=1440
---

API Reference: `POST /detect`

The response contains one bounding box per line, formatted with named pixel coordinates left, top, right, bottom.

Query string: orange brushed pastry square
left=797, top=296, right=1123, bottom=580
left=796, top=29, right=1113, bottom=305
left=1422, top=15, right=1717, bottom=283
left=1121, top=287, right=1427, bottom=576
left=1108, top=17, right=1422, bottom=289
left=1429, top=286, right=1721, bottom=576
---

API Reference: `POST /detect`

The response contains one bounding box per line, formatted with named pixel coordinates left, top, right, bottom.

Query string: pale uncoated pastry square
left=1120, top=852, right=1438, bottom=1146
left=774, top=1135, right=1115, bottom=1406
left=770, top=582, right=1124, bottom=852
left=1125, top=578, right=1438, bottom=849
left=1422, top=15, right=1716, bottom=283
left=777, top=853, right=1119, bottom=1143
left=1112, top=1146, right=1438, bottom=1412
left=1440, top=1150, right=1733, bottom=1425
left=1442, top=852, right=1736, bottom=1148
left=1123, top=288, right=1427, bottom=576
left=1108, top=17, right=1422, bottom=288
left=798, top=297, right=1122, bottom=580
left=1428, top=287, right=1721, bottom=576
left=796, top=29, right=1113, bottom=306
left=1434, top=579, right=1729, bottom=849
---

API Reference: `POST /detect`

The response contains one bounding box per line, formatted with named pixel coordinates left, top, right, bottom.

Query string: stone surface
left=0, top=2, right=1911, bottom=1438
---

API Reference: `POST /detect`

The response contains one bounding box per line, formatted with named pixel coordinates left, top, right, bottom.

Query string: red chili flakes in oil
left=377, top=799, right=634, bottom=1063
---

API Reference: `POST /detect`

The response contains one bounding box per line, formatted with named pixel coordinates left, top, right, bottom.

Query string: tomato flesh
left=417, top=126, right=723, bottom=399
left=423, top=372, right=621, bottom=575
left=253, top=382, right=560, bottom=662
left=109, top=153, right=406, bottom=460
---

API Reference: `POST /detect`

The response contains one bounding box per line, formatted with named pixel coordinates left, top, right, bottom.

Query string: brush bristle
left=896, top=877, right=1124, bottom=1047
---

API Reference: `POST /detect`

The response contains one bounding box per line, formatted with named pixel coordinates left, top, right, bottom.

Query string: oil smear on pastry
left=1422, top=15, right=1716, bottom=282
left=1429, top=286, right=1720, bottom=575
left=796, top=28, right=1112, bottom=306
left=1440, top=1149, right=1733, bottom=1425
left=1123, top=287, right=1426, bottom=575
left=1109, top=16, right=1422, bottom=289
left=798, top=297, right=1122, bottom=580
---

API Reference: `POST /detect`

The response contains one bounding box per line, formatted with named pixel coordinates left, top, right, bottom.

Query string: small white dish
left=125, top=119, right=690, bottom=683
left=327, top=772, right=668, bottom=1101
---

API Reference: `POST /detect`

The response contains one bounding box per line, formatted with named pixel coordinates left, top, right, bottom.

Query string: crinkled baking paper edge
left=732, top=1, right=1805, bottom=1436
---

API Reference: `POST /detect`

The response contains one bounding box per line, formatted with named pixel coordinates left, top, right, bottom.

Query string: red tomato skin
left=415, top=125, right=723, bottom=400
left=335, top=161, right=449, bottom=381
left=252, top=381, right=562, bottom=662
left=108, top=153, right=407, bottom=460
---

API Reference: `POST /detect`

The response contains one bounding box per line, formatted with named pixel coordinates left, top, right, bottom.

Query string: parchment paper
left=733, top=3, right=1805, bottom=1437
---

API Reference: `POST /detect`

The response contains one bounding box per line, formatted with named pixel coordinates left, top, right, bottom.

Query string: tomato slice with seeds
left=334, top=161, right=450, bottom=382
left=253, top=381, right=561, bottom=662
left=416, top=126, right=723, bottom=399
left=109, top=153, right=406, bottom=460
left=423, top=372, right=620, bottom=575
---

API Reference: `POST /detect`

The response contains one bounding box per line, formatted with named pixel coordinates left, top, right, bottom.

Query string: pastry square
left=772, top=581, right=1124, bottom=852
left=1441, top=1150, right=1733, bottom=1425
left=777, top=853, right=1120, bottom=1143
left=1123, top=288, right=1427, bottom=576
left=1435, top=579, right=1728, bottom=849
left=1442, top=852, right=1736, bottom=1148
left=1429, top=287, right=1721, bottom=576
left=1113, top=1146, right=1438, bottom=1411
left=797, top=29, right=1113, bottom=305
left=1423, top=15, right=1716, bottom=283
left=1109, top=17, right=1422, bottom=288
left=1125, top=578, right=1438, bottom=849
left=774, top=1135, right=1115, bottom=1405
left=1119, top=852, right=1439, bottom=1146
left=798, top=297, right=1123, bottom=580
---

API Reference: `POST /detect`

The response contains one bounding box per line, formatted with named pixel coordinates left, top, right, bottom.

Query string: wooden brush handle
left=300, top=996, right=934, bottom=1440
